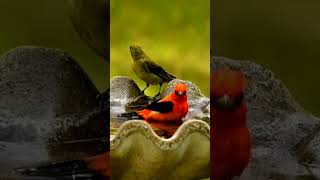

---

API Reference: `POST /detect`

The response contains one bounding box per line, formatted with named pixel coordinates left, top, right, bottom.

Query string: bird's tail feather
left=168, top=73, right=176, bottom=80
left=162, top=72, right=175, bottom=82
left=117, top=112, right=143, bottom=120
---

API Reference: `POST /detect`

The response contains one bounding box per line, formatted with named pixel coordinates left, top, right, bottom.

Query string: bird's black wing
left=145, top=100, right=174, bottom=113
left=144, top=60, right=176, bottom=82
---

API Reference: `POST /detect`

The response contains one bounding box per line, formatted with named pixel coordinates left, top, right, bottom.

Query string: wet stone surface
left=0, top=46, right=108, bottom=179
left=212, top=56, right=320, bottom=179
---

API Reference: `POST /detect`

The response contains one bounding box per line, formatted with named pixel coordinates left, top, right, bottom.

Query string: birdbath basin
left=109, top=76, right=210, bottom=179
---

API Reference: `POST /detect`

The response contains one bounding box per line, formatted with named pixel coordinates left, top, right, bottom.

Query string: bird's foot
left=135, top=91, right=147, bottom=100
left=138, top=90, right=147, bottom=97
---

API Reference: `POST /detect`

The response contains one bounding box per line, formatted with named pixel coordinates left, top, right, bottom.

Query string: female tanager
left=130, top=45, right=176, bottom=96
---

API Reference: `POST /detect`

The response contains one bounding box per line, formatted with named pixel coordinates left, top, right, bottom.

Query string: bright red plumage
left=84, top=86, right=188, bottom=178
left=211, top=69, right=251, bottom=180
left=137, top=83, right=189, bottom=122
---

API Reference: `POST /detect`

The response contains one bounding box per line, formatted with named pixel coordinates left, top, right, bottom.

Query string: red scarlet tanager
left=120, top=83, right=189, bottom=123
left=211, top=69, right=251, bottom=180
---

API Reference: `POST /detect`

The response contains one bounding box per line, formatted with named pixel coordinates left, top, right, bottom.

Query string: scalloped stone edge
left=110, top=119, right=210, bottom=151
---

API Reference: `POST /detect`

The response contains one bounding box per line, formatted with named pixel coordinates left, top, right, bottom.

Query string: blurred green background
left=110, top=0, right=210, bottom=96
left=0, top=0, right=107, bottom=92
left=213, top=1, right=320, bottom=116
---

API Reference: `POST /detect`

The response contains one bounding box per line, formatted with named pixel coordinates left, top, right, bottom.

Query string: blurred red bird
left=211, top=69, right=251, bottom=180
left=16, top=152, right=110, bottom=179
left=84, top=152, right=109, bottom=178
left=121, top=83, right=189, bottom=123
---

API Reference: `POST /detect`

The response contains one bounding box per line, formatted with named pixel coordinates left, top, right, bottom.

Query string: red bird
left=211, top=69, right=251, bottom=180
left=84, top=152, right=109, bottom=177
left=122, top=83, right=189, bottom=122
left=120, top=83, right=189, bottom=136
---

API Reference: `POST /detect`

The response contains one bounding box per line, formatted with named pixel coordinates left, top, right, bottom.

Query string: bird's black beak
left=216, top=94, right=232, bottom=108
left=215, top=94, right=244, bottom=109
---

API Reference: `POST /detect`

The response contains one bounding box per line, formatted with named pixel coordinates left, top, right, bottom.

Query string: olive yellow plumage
left=130, top=45, right=175, bottom=96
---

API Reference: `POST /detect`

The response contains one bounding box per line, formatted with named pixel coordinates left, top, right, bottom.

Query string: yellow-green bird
left=130, top=45, right=176, bottom=97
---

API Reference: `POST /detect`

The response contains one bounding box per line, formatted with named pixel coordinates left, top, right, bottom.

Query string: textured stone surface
left=0, top=47, right=108, bottom=178
left=0, top=46, right=106, bottom=142
left=109, top=76, right=149, bottom=125
left=110, top=76, right=142, bottom=104
left=110, top=120, right=210, bottom=180
left=213, top=56, right=320, bottom=179
left=165, top=79, right=210, bottom=123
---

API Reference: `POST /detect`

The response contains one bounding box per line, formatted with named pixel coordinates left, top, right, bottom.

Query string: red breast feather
left=211, top=69, right=251, bottom=180
left=138, top=83, right=188, bottom=122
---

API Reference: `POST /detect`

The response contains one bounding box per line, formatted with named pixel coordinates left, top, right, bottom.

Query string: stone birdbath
left=109, top=76, right=211, bottom=179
